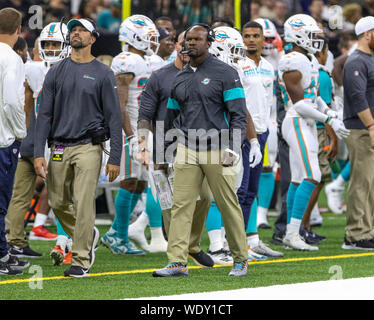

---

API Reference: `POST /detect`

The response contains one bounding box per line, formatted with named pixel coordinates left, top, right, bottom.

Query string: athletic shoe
left=208, top=249, right=233, bottom=266
left=8, top=245, right=42, bottom=258
left=189, top=250, right=214, bottom=267
left=0, top=260, right=23, bottom=275
left=64, top=265, right=89, bottom=278
left=63, top=251, right=72, bottom=265
left=251, top=240, right=284, bottom=257
left=101, top=232, right=145, bottom=255
left=310, top=215, right=323, bottom=227
left=342, top=237, right=374, bottom=250
left=228, top=260, right=248, bottom=277
left=152, top=262, right=188, bottom=277
left=325, top=183, right=344, bottom=215
left=29, top=225, right=58, bottom=241
left=148, top=238, right=168, bottom=253
left=50, top=245, right=64, bottom=266
left=299, top=224, right=324, bottom=245
left=6, top=255, right=30, bottom=271
left=129, top=227, right=150, bottom=251
left=248, top=247, right=267, bottom=261
left=270, top=233, right=284, bottom=246
left=283, top=232, right=319, bottom=251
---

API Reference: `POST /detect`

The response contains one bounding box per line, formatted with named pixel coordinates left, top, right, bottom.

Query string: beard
left=247, top=49, right=258, bottom=55
left=71, top=38, right=88, bottom=49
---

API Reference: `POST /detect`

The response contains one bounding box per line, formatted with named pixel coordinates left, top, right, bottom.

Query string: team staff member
left=137, top=31, right=214, bottom=267
left=0, top=8, right=30, bottom=276
left=342, top=17, right=374, bottom=250
left=34, top=18, right=122, bottom=278
left=152, top=24, right=249, bottom=277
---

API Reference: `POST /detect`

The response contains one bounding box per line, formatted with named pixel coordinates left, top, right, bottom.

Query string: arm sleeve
left=138, top=72, right=160, bottom=122
left=101, top=71, right=123, bottom=166
left=343, top=60, right=370, bottom=113
left=34, top=68, right=55, bottom=158
left=3, top=62, right=26, bottom=139
left=222, top=68, right=248, bottom=150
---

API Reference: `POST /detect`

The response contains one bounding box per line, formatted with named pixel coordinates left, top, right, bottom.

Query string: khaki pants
left=7, top=157, right=36, bottom=248
left=167, top=144, right=248, bottom=265
left=163, top=177, right=212, bottom=254
left=345, top=130, right=374, bottom=242
left=47, top=143, right=102, bottom=269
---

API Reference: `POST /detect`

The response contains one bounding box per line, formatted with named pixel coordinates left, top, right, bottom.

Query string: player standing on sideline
left=7, top=23, right=70, bottom=263
left=0, top=7, right=29, bottom=275
left=253, top=18, right=283, bottom=230
left=279, top=14, right=349, bottom=251
left=236, top=21, right=284, bottom=258
left=101, top=15, right=160, bottom=255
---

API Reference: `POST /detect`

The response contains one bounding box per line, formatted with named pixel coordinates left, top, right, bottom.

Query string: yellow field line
left=1, top=252, right=374, bottom=285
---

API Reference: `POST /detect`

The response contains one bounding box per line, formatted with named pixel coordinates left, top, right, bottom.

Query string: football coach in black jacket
left=153, top=24, right=249, bottom=278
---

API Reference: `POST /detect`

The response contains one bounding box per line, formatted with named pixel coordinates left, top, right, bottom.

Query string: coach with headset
left=153, top=24, right=249, bottom=277
left=34, top=18, right=122, bottom=278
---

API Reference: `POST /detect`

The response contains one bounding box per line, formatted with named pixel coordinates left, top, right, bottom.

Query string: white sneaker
left=208, top=249, right=233, bottom=265
left=283, top=232, right=319, bottom=251
left=148, top=238, right=168, bottom=253
left=248, top=247, right=268, bottom=261
left=128, top=227, right=150, bottom=251
left=310, top=205, right=323, bottom=227
left=325, top=182, right=344, bottom=215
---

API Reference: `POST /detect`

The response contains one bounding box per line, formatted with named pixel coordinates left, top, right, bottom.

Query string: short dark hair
left=155, top=16, right=173, bottom=23
left=242, top=21, right=263, bottom=33
left=211, top=17, right=234, bottom=28
left=13, top=36, right=27, bottom=52
left=0, top=8, right=22, bottom=35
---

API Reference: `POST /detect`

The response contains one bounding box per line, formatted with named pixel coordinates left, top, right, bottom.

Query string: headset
left=181, top=23, right=215, bottom=53
left=60, top=17, right=100, bottom=45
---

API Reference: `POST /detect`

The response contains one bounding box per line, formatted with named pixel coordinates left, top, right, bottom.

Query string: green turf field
left=1, top=189, right=373, bottom=300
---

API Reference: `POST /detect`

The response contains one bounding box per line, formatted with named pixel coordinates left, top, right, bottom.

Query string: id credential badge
left=52, top=145, right=65, bottom=162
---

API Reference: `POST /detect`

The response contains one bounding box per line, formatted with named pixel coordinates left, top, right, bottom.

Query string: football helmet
left=254, top=18, right=279, bottom=56
left=210, top=26, right=247, bottom=65
left=119, top=15, right=160, bottom=56
left=284, top=14, right=324, bottom=54
left=39, top=22, right=70, bottom=64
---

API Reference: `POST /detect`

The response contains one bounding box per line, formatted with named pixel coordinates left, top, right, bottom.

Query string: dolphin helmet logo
left=130, top=18, right=148, bottom=28
left=215, top=31, right=230, bottom=43
left=288, top=19, right=306, bottom=31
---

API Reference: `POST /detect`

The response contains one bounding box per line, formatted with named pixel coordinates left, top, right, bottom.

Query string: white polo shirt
left=0, top=42, right=26, bottom=148
left=237, top=56, right=274, bottom=134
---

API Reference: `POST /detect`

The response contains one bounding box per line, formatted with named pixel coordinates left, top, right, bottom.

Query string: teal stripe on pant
left=293, top=118, right=313, bottom=179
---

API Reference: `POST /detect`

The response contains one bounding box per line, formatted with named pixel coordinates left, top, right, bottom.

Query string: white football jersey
left=111, top=51, right=152, bottom=132
left=146, top=54, right=167, bottom=72
left=237, top=56, right=274, bottom=134
left=25, top=61, right=49, bottom=116
left=278, top=51, right=319, bottom=118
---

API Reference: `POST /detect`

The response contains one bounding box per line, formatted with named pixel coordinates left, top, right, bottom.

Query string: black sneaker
left=189, top=250, right=214, bottom=268
left=89, top=227, right=100, bottom=269
left=270, top=233, right=284, bottom=246
left=64, top=265, right=89, bottom=278
left=0, top=260, right=23, bottom=275
left=7, top=255, right=30, bottom=271
left=342, top=237, right=374, bottom=250
left=9, top=245, right=42, bottom=258
left=300, top=225, right=323, bottom=245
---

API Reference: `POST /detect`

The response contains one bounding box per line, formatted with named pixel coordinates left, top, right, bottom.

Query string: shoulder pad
left=279, top=52, right=309, bottom=74
left=111, top=52, right=142, bottom=76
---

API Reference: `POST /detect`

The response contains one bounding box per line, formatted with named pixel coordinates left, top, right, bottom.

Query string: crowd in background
left=1, top=0, right=374, bottom=58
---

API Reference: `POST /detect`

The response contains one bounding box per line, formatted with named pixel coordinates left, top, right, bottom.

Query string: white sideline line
left=129, top=277, right=374, bottom=300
